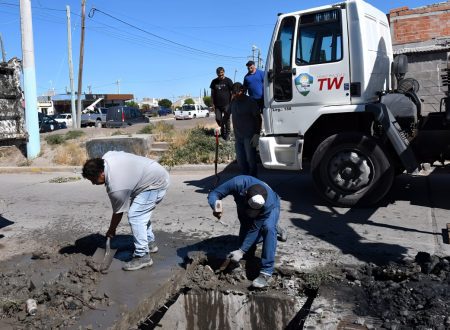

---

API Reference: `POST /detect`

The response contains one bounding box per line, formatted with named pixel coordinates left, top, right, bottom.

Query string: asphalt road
left=1, top=164, right=449, bottom=268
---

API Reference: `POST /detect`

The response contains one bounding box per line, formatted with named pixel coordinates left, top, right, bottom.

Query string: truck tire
left=311, top=132, right=394, bottom=207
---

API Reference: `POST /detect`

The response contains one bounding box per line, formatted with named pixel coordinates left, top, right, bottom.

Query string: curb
left=0, top=163, right=240, bottom=174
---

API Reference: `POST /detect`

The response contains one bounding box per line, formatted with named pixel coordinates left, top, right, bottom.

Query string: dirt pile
left=0, top=251, right=109, bottom=329
left=352, top=252, right=450, bottom=329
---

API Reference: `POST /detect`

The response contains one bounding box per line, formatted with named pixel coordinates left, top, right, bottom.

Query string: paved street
left=1, top=164, right=449, bottom=268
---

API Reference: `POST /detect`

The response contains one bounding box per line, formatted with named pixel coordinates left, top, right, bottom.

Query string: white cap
left=248, top=194, right=265, bottom=209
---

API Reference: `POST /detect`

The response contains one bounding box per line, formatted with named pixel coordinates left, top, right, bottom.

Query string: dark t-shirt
left=210, top=77, right=233, bottom=107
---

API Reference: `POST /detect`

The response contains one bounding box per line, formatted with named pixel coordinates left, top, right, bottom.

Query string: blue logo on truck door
left=295, top=73, right=314, bottom=96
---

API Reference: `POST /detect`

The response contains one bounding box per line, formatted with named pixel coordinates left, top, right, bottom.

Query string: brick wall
left=390, top=2, right=450, bottom=45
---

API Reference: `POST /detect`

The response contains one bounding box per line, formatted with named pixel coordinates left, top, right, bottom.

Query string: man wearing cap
left=229, top=82, right=261, bottom=177
left=243, top=60, right=265, bottom=113
left=207, top=175, right=283, bottom=288
left=210, top=67, right=233, bottom=140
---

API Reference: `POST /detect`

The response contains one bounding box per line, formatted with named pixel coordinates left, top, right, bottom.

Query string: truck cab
left=260, top=0, right=449, bottom=207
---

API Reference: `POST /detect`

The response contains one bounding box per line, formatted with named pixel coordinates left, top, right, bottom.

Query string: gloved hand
left=213, top=200, right=223, bottom=219
left=250, top=134, right=260, bottom=148
left=227, top=249, right=244, bottom=263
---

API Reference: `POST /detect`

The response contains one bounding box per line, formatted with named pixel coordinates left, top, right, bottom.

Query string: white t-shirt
left=103, top=151, right=170, bottom=213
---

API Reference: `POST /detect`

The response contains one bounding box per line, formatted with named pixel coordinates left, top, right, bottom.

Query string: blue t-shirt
left=243, top=69, right=264, bottom=100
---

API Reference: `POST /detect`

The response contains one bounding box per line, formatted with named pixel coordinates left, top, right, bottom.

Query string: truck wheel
left=311, top=132, right=394, bottom=207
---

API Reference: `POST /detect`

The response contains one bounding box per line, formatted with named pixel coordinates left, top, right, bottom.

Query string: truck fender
left=365, top=103, right=418, bottom=173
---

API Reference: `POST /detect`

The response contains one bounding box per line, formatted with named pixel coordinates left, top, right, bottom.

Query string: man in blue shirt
left=243, top=60, right=265, bottom=113
left=207, top=175, right=282, bottom=288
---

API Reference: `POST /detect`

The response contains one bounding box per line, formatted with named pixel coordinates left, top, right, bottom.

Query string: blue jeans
left=128, top=188, right=167, bottom=257
left=235, top=137, right=257, bottom=177
left=238, top=205, right=279, bottom=275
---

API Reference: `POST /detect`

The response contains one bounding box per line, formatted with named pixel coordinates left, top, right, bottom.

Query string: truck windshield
left=296, top=9, right=342, bottom=65
left=182, top=105, right=195, bottom=111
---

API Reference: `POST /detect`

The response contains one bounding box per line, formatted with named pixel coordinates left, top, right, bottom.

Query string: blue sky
left=0, top=0, right=439, bottom=101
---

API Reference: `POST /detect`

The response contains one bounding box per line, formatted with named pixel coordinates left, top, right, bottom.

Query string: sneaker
left=276, top=225, right=288, bottom=242
left=252, top=273, right=273, bottom=288
left=122, top=254, right=153, bottom=271
left=148, top=241, right=159, bottom=253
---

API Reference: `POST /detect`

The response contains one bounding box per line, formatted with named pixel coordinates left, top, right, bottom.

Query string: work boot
left=122, top=254, right=153, bottom=271
left=276, top=225, right=288, bottom=242
left=148, top=241, right=159, bottom=253
left=252, top=273, right=273, bottom=288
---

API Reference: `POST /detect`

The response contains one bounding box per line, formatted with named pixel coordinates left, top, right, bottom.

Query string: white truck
left=175, top=104, right=210, bottom=120
left=259, top=0, right=449, bottom=207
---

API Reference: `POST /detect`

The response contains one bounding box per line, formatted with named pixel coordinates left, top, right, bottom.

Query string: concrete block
left=85, top=134, right=154, bottom=158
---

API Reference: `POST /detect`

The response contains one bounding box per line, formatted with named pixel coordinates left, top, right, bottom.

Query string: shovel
left=214, top=258, right=231, bottom=275
left=92, top=237, right=117, bottom=272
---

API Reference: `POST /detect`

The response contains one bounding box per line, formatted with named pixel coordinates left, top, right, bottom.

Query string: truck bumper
left=259, top=136, right=303, bottom=170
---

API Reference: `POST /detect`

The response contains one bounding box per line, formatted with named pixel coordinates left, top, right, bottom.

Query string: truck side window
left=273, top=16, right=296, bottom=102
left=296, top=9, right=342, bottom=65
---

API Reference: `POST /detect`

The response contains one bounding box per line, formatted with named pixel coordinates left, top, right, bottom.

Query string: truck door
left=268, top=7, right=351, bottom=134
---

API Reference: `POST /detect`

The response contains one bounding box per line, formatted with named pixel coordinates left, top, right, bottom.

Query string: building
left=51, top=93, right=134, bottom=114
left=389, top=2, right=450, bottom=114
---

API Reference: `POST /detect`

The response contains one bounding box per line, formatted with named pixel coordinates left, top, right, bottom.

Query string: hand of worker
left=227, top=249, right=244, bottom=263
left=250, top=134, right=260, bottom=148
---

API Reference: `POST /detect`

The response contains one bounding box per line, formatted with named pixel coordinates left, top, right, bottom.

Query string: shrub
left=159, top=127, right=235, bottom=167
left=53, top=142, right=87, bottom=165
left=45, top=134, right=65, bottom=145
left=138, top=125, right=154, bottom=134
left=64, top=130, right=85, bottom=140
left=45, top=130, right=85, bottom=145
left=111, top=130, right=127, bottom=136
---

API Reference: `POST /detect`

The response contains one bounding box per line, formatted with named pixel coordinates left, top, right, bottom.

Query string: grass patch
left=45, top=130, right=85, bottom=145
left=53, top=142, right=87, bottom=165
left=159, top=126, right=235, bottom=167
left=111, top=130, right=127, bottom=136
left=49, top=176, right=81, bottom=183
left=138, top=122, right=175, bottom=141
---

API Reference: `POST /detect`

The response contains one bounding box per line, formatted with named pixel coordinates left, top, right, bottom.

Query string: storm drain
left=139, top=288, right=307, bottom=329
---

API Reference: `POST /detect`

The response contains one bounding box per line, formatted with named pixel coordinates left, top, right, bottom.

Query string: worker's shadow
left=59, top=233, right=133, bottom=261
left=183, top=164, right=238, bottom=194
left=0, top=215, right=14, bottom=231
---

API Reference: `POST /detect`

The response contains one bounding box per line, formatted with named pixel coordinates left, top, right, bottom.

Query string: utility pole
left=116, top=80, right=120, bottom=94
left=66, top=5, right=77, bottom=128
left=20, top=0, right=40, bottom=159
left=0, top=33, right=6, bottom=62
left=76, top=0, right=86, bottom=129
left=234, top=69, right=237, bottom=82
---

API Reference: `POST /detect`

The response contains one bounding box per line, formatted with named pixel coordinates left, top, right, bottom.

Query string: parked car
left=158, top=107, right=172, bottom=116
left=39, top=114, right=67, bottom=133
left=54, top=113, right=73, bottom=127
left=174, top=104, right=210, bottom=120
left=105, top=106, right=149, bottom=128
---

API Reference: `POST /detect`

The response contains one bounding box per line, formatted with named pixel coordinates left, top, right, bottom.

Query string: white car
left=175, top=104, right=210, bottom=120
left=55, top=113, right=73, bottom=127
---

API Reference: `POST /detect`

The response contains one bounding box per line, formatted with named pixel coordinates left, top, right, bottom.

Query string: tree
left=125, top=101, right=139, bottom=108
left=184, top=98, right=195, bottom=105
left=203, top=96, right=212, bottom=107
left=158, top=98, right=172, bottom=108
left=141, top=104, right=150, bottom=111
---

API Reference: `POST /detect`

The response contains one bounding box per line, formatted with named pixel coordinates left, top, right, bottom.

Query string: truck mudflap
left=259, top=136, right=303, bottom=170
left=365, top=103, right=418, bottom=173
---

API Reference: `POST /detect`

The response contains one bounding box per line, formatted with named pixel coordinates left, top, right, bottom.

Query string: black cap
left=246, top=60, right=255, bottom=67
left=244, top=184, right=267, bottom=218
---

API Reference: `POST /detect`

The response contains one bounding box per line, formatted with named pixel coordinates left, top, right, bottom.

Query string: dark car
left=39, top=114, right=67, bottom=133
left=105, top=106, right=149, bottom=128
left=158, top=107, right=172, bottom=116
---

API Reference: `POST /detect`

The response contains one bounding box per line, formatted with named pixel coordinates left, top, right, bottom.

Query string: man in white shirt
left=82, top=151, right=170, bottom=271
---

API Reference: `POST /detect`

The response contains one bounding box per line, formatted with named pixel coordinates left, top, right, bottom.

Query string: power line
left=88, top=7, right=246, bottom=60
